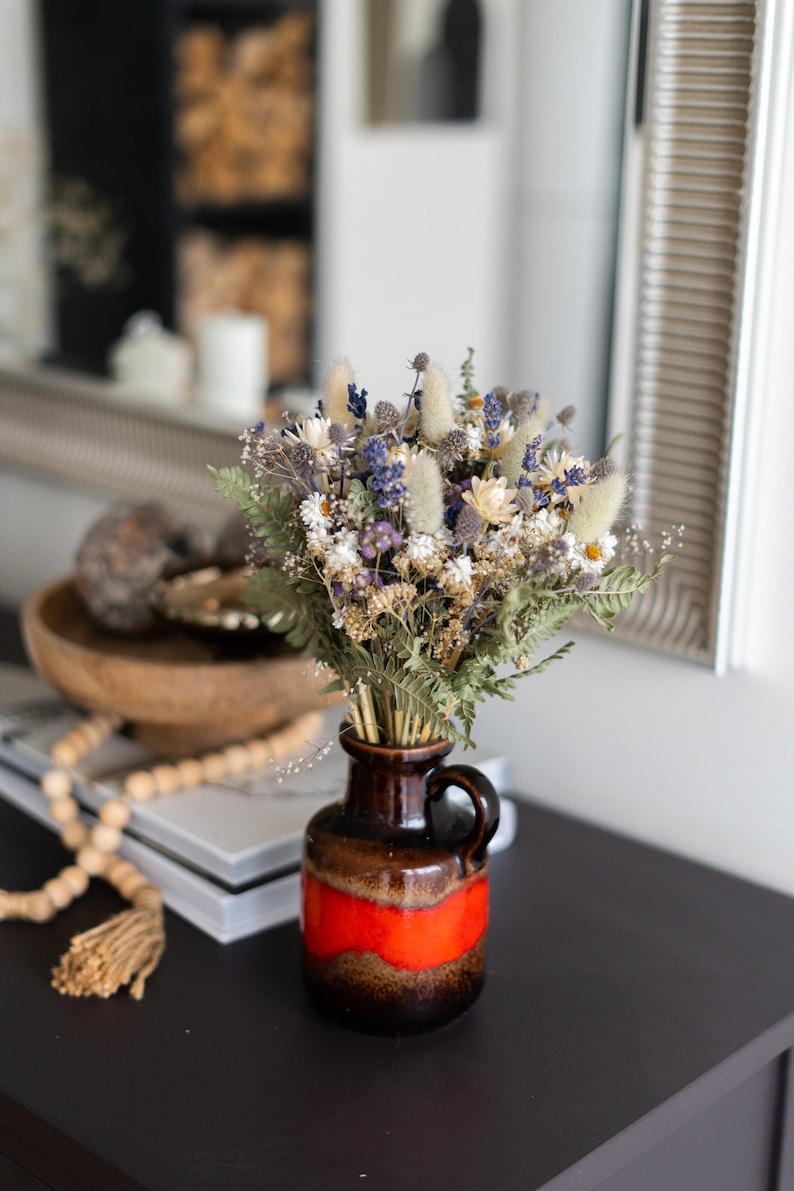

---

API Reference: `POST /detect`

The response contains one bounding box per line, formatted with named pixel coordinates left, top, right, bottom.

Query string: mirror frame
left=607, top=0, right=793, bottom=672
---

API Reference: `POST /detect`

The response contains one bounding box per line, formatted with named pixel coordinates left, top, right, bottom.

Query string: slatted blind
left=614, top=0, right=760, bottom=661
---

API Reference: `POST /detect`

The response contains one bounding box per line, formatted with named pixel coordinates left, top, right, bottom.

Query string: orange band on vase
left=302, top=871, right=489, bottom=972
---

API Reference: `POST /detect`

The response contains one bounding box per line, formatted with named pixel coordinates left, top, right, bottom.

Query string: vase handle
left=426, top=764, right=500, bottom=874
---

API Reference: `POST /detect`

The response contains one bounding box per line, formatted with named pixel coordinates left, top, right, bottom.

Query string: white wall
left=315, top=0, right=519, bottom=400
left=2, top=2, right=793, bottom=900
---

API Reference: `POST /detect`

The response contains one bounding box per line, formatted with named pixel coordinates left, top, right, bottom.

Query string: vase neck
left=340, top=729, right=453, bottom=832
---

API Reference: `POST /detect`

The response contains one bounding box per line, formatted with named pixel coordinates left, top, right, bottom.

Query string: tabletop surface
left=1, top=608, right=794, bottom=1190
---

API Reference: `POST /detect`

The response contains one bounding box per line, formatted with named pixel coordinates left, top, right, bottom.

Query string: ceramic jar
left=301, top=726, right=500, bottom=1033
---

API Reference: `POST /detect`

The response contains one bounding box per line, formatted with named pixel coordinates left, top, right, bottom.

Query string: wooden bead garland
left=0, top=707, right=327, bottom=999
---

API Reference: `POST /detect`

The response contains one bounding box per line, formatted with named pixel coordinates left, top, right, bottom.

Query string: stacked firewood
left=173, top=11, right=314, bottom=204
left=177, top=229, right=311, bottom=385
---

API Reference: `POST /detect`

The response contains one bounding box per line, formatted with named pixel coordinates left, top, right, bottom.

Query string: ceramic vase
left=301, top=725, right=500, bottom=1034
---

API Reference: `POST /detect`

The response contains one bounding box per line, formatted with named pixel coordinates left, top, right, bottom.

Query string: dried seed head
left=410, top=352, right=430, bottom=372
left=454, top=502, right=482, bottom=544
left=292, top=441, right=316, bottom=473
left=439, top=426, right=468, bottom=465
left=374, top=401, right=401, bottom=432
left=590, top=456, right=618, bottom=481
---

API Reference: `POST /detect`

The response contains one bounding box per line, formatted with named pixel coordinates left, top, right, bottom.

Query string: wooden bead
left=64, top=729, right=92, bottom=760
left=223, top=744, right=250, bottom=775
left=105, top=858, right=137, bottom=888
left=49, top=796, right=80, bottom=824
left=133, top=884, right=162, bottom=911
left=27, top=890, right=57, bottom=923
left=60, top=821, right=89, bottom=851
left=91, top=824, right=123, bottom=853
left=41, top=768, right=73, bottom=799
left=43, top=876, right=75, bottom=910
left=152, top=764, right=180, bottom=795
left=176, top=758, right=204, bottom=788
left=124, top=771, right=156, bottom=801
left=99, top=798, right=131, bottom=828
left=72, top=722, right=104, bottom=751
left=76, top=844, right=110, bottom=876
left=51, top=739, right=80, bottom=767
left=119, top=870, right=148, bottom=900
left=61, top=865, right=90, bottom=896
left=247, top=738, right=273, bottom=767
left=201, top=752, right=226, bottom=782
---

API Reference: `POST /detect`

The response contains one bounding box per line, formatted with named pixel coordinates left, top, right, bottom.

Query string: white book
left=0, top=763, right=302, bottom=943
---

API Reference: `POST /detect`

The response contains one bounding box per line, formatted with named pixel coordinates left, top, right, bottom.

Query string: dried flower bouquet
left=211, top=351, right=673, bottom=748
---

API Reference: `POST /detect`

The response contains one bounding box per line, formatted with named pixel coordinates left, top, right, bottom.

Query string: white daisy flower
left=299, top=492, right=333, bottom=533
left=439, top=554, right=474, bottom=594
left=568, top=531, right=618, bottom=575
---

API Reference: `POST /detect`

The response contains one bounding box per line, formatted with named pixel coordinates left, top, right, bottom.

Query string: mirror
left=4, top=0, right=783, bottom=675
left=0, top=0, right=630, bottom=463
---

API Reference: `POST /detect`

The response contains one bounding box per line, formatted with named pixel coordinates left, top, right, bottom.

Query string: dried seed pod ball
left=73, top=503, right=211, bottom=634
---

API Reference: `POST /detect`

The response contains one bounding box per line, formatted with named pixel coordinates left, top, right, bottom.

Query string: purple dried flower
left=483, top=391, right=502, bottom=449
left=347, top=383, right=368, bottom=423
left=521, top=434, right=542, bottom=476
left=362, top=440, right=407, bottom=509
left=359, top=520, right=403, bottom=559
left=410, top=352, right=430, bottom=372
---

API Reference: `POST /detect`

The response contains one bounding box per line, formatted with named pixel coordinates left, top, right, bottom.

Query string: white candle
left=195, top=313, right=268, bottom=420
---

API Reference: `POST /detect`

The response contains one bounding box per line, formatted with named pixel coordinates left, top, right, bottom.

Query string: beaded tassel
left=0, top=708, right=325, bottom=999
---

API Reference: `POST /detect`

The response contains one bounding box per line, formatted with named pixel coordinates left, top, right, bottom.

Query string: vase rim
left=339, top=720, right=454, bottom=764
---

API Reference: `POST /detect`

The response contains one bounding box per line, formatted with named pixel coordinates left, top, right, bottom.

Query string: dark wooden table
left=1, top=607, right=793, bottom=1190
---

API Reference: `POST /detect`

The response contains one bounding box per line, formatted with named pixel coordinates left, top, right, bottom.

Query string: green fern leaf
left=208, top=465, right=254, bottom=509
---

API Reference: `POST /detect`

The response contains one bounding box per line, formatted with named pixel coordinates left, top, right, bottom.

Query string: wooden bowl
left=21, top=579, right=337, bottom=752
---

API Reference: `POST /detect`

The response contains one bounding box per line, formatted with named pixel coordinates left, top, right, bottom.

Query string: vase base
left=302, top=940, right=486, bottom=1035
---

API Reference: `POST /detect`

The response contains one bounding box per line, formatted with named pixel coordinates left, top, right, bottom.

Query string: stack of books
left=0, top=663, right=514, bottom=943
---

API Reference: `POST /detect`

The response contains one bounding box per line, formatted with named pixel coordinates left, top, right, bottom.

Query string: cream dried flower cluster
left=211, top=351, right=672, bottom=747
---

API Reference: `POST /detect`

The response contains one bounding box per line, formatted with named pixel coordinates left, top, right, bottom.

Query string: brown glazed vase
left=301, top=725, right=500, bottom=1034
